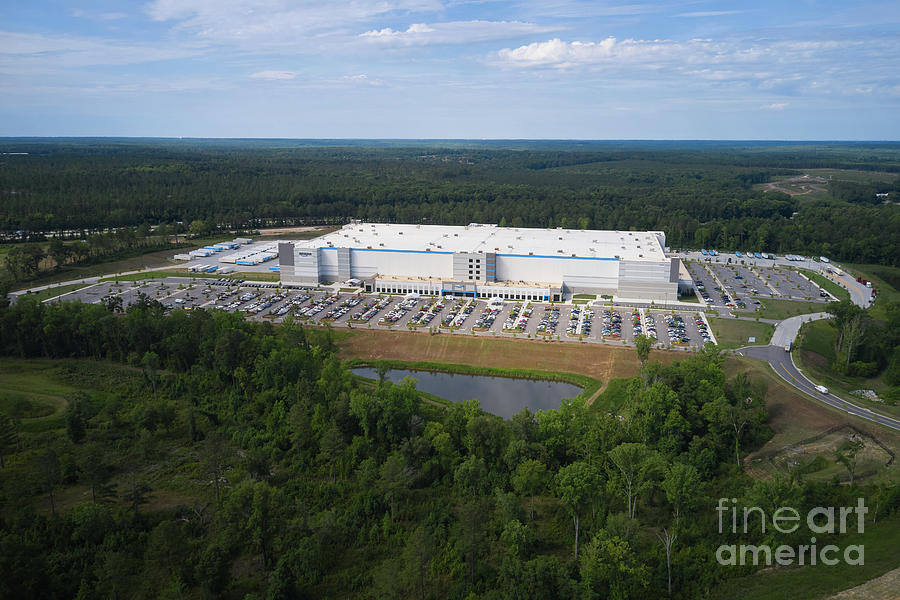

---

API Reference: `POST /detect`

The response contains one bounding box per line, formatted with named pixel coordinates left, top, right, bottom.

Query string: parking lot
left=685, top=260, right=830, bottom=311
left=51, top=278, right=718, bottom=349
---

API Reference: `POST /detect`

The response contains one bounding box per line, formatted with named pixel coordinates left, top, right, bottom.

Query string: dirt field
left=336, top=329, right=683, bottom=393
left=767, top=425, right=893, bottom=483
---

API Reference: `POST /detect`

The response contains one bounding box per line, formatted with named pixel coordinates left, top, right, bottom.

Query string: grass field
left=799, top=269, right=851, bottom=302
left=0, top=360, right=84, bottom=433
left=710, top=515, right=900, bottom=600
left=335, top=328, right=683, bottom=397
left=755, top=299, right=828, bottom=320
left=15, top=282, right=91, bottom=302
left=708, top=317, right=775, bottom=349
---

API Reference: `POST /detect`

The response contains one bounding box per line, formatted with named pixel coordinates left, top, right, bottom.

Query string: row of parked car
left=537, top=306, right=561, bottom=334
left=323, top=296, right=362, bottom=320
left=380, top=297, right=421, bottom=324
left=351, top=297, right=392, bottom=322
left=409, top=299, right=445, bottom=326
left=601, top=310, right=623, bottom=338
left=694, top=315, right=713, bottom=344
left=443, top=300, right=475, bottom=328
left=665, top=314, right=691, bottom=344
left=474, top=305, right=502, bottom=329
left=295, top=294, right=340, bottom=318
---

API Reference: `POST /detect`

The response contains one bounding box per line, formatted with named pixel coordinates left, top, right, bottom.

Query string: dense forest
left=2, top=139, right=899, bottom=266
left=2, top=296, right=900, bottom=598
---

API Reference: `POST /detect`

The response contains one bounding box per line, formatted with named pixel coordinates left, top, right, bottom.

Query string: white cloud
left=677, top=11, right=743, bottom=18
left=496, top=37, right=676, bottom=68
left=0, top=31, right=205, bottom=67
left=360, top=20, right=559, bottom=45
left=146, top=0, right=444, bottom=48
left=761, top=103, right=788, bottom=110
left=250, top=70, right=297, bottom=80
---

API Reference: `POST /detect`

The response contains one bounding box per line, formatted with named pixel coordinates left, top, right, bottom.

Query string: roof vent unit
left=454, top=233, right=459, bottom=237
left=398, top=232, right=403, bottom=235
left=558, top=249, right=564, bottom=253
left=572, top=253, right=577, bottom=257
left=615, top=255, right=621, bottom=259
left=558, top=236, right=563, bottom=240
left=529, top=252, right=534, bottom=255
left=379, top=243, right=384, bottom=246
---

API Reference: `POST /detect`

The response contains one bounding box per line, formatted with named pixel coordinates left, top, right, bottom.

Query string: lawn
left=15, top=282, right=91, bottom=302
left=754, top=299, right=828, bottom=320
left=799, top=268, right=851, bottom=302
left=709, top=515, right=900, bottom=600
left=708, top=317, right=774, bottom=349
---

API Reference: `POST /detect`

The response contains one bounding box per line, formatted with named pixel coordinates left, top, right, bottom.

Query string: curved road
left=737, top=344, right=900, bottom=431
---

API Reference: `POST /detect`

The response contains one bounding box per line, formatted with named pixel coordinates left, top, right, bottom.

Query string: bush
left=849, top=361, right=878, bottom=378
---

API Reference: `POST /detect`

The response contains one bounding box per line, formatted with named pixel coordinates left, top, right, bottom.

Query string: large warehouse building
left=279, top=222, right=679, bottom=302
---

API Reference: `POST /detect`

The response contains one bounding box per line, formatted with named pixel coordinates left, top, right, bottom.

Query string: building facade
left=279, top=222, right=679, bottom=302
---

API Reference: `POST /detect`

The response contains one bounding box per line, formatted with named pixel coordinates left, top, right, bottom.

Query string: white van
left=815, top=385, right=829, bottom=394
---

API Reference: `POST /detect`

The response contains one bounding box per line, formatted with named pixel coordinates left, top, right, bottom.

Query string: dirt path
left=825, top=565, right=900, bottom=599
left=337, top=329, right=682, bottom=401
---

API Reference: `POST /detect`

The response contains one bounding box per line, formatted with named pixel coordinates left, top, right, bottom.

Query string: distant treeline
left=1, top=140, right=899, bottom=265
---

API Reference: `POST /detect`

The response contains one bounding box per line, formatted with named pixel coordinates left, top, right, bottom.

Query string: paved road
left=737, top=344, right=900, bottom=431
left=8, top=264, right=182, bottom=299
left=770, top=312, right=830, bottom=348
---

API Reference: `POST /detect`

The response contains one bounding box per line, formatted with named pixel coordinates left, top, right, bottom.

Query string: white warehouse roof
left=293, top=222, right=666, bottom=262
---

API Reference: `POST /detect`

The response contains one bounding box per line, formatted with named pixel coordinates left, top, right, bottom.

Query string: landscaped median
left=707, top=317, right=774, bottom=350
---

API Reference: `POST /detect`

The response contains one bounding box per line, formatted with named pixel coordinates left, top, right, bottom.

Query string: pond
left=351, top=367, right=583, bottom=419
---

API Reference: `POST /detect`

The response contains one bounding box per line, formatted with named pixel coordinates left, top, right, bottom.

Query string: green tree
left=661, top=462, right=700, bottom=528
left=634, top=334, right=652, bottom=368
left=606, top=442, right=663, bottom=519
left=581, top=532, right=649, bottom=600
left=380, top=451, right=411, bottom=521
left=512, top=459, right=548, bottom=520
left=556, top=461, right=598, bottom=559
left=835, top=439, right=864, bottom=485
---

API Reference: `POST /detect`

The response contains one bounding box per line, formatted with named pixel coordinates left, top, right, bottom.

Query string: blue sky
left=1, top=0, right=899, bottom=139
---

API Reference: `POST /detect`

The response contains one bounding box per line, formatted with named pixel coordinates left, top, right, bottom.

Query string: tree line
left=2, top=140, right=899, bottom=265
left=1, top=296, right=899, bottom=598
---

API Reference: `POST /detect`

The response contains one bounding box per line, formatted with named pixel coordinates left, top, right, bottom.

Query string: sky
left=1, top=0, right=899, bottom=139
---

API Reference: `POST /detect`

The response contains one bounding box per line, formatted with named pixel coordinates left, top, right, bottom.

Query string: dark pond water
left=351, top=368, right=583, bottom=419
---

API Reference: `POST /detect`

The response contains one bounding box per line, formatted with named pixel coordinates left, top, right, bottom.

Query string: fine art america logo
left=715, top=497, right=867, bottom=566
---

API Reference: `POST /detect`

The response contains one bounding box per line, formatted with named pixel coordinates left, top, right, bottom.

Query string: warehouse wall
left=350, top=249, right=452, bottom=279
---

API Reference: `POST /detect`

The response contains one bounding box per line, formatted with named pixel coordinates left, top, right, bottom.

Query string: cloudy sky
left=1, top=0, right=898, bottom=139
